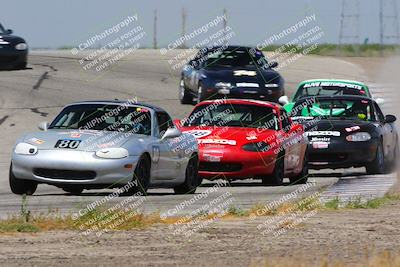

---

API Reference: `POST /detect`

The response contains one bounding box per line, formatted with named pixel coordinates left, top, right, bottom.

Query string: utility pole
left=153, top=9, right=157, bottom=49
left=181, top=7, right=187, bottom=48
left=223, top=8, right=228, bottom=45
left=379, top=0, right=400, bottom=56
left=338, top=0, right=360, bottom=56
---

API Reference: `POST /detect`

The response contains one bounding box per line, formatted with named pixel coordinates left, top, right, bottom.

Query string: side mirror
left=384, top=115, right=396, bottom=123
left=289, top=123, right=304, bottom=133
left=269, top=61, right=278, bottom=68
left=161, top=127, right=182, bottom=140
left=376, top=98, right=385, bottom=105
left=6, top=29, right=13, bottom=34
left=38, top=121, right=49, bottom=131
left=278, top=95, right=289, bottom=105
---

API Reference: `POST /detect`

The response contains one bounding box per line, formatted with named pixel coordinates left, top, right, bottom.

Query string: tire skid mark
left=31, top=63, right=58, bottom=91
left=30, top=108, right=48, bottom=117
left=0, top=115, right=9, bottom=126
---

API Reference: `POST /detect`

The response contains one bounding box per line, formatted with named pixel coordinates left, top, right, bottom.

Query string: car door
left=153, top=112, right=183, bottom=180
left=280, top=110, right=296, bottom=171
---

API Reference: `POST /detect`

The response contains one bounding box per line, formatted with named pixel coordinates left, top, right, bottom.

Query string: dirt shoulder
left=1, top=200, right=400, bottom=267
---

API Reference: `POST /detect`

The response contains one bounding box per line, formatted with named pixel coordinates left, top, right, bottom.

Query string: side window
left=280, top=110, right=291, bottom=132
left=373, top=103, right=385, bottom=122
left=156, top=112, right=173, bottom=137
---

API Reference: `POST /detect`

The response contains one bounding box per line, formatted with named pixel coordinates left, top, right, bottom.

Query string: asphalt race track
left=0, top=50, right=397, bottom=218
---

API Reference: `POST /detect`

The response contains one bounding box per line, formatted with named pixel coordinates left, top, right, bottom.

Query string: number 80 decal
left=55, top=139, right=81, bottom=149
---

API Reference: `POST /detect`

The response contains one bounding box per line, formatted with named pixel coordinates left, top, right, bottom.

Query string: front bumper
left=11, top=150, right=139, bottom=185
left=0, top=48, right=27, bottom=69
left=204, top=87, right=283, bottom=103
left=308, top=140, right=377, bottom=169
left=198, top=148, right=277, bottom=179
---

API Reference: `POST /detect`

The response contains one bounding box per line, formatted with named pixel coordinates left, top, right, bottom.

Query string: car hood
left=21, top=129, right=142, bottom=152
left=202, top=66, right=280, bottom=85
left=0, top=34, right=25, bottom=45
left=179, top=126, right=279, bottom=148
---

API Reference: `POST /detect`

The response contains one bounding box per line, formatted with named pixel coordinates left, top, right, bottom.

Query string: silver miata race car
left=10, top=101, right=199, bottom=195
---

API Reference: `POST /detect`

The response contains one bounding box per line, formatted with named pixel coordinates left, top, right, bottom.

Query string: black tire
left=123, top=155, right=151, bottom=196
left=179, top=78, right=193, bottom=104
left=62, top=186, right=84, bottom=195
left=366, top=142, right=385, bottom=174
left=174, top=154, right=199, bottom=194
left=262, top=153, right=284, bottom=186
left=196, top=83, right=205, bottom=104
left=9, top=164, right=37, bottom=195
left=289, top=149, right=309, bottom=185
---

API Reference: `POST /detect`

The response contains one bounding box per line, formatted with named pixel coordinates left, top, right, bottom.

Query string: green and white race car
left=279, top=79, right=384, bottom=113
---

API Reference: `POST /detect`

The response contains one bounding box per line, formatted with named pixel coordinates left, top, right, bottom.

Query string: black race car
left=291, top=95, right=398, bottom=174
left=0, top=23, right=28, bottom=70
left=179, top=46, right=284, bottom=104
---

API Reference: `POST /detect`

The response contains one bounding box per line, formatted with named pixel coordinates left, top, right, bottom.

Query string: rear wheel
left=366, top=142, right=385, bottom=174
left=9, top=164, right=37, bottom=195
left=289, top=149, right=309, bottom=185
left=123, top=155, right=150, bottom=195
left=262, top=153, right=284, bottom=186
left=174, top=154, right=199, bottom=194
left=179, top=78, right=193, bottom=104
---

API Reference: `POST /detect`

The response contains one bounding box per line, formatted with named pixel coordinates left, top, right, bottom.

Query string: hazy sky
left=1, top=0, right=399, bottom=48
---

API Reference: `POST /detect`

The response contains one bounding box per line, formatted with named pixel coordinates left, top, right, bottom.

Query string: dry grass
left=252, top=250, right=400, bottom=267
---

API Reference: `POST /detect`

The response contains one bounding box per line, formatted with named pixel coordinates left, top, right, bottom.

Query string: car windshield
left=292, top=98, right=375, bottom=122
left=49, top=104, right=152, bottom=135
left=200, top=48, right=266, bottom=68
left=184, top=103, right=278, bottom=130
left=0, top=24, right=6, bottom=34
left=294, top=82, right=368, bottom=101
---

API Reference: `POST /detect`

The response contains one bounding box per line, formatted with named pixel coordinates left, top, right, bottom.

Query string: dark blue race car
left=0, top=23, right=28, bottom=70
left=179, top=46, right=284, bottom=104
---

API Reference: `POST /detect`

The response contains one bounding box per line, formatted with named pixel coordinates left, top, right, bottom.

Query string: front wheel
left=174, top=155, right=199, bottom=194
left=262, top=153, right=284, bottom=186
left=366, top=142, right=385, bottom=174
left=123, top=155, right=151, bottom=196
left=9, top=164, right=37, bottom=195
left=196, top=83, right=205, bottom=104
left=62, top=186, right=84, bottom=195
left=179, top=78, right=193, bottom=104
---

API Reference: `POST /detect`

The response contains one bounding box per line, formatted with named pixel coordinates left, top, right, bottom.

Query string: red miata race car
left=175, top=99, right=309, bottom=185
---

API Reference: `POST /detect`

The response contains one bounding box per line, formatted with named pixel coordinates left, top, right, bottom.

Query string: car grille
left=309, top=153, right=348, bottom=162
left=199, top=162, right=242, bottom=172
left=0, top=55, right=18, bottom=63
left=33, top=168, right=96, bottom=180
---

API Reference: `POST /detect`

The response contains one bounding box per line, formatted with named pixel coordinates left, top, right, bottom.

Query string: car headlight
left=346, top=132, right=371, bottom=142
left=15, top=142, right=38, bottom=155
left=95, top=148, right=129, bottom=159
left=242, top=142, right=270, bottom=152
left=264, top=83, right=279, bottom=88
left=15, top=43, right=28, bottom=50
left=215, top=82, right=233, bottom=88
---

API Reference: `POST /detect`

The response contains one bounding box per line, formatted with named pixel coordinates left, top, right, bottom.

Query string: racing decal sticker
left=198, top=139, right=236, bottom=145
left=303, top=81, right=363, bottom=90
left=246, top=135, right=257, bottom=140
left=70, top=132, right=82, bottom=138
left=345, top=126, right=361, bottom=132
left=152, top=146, right=160, bottom=163
left=29, top=138, right=45, bottom=145
left=203, top=150, right=224, bottom=162
left=237, top=82, right=259, bottom=88
left=233, top=70, right=257, bottom=76
left=305, top=131, right=340, bottom=137
left=312, top=142, right=329, bottom=149
left=185, top=130, right=212, bottom=139
left=54, top=139, right=81, bottom=149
